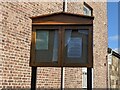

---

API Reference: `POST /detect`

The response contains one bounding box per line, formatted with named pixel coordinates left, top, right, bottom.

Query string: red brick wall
left=0, top=2, right=32, bottom=89
left=0, top=2, right=63, bottom=89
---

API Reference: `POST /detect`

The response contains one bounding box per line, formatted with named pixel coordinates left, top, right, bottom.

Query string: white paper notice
left=67, top=37, right=82, bottom=58
left=36, top=31, right=49, bottom=50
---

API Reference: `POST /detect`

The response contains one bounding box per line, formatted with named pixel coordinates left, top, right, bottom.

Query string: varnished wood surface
left=30, top=12, right=94, bottom=67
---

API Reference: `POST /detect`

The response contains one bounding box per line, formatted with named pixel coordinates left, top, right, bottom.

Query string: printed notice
left=67, top=37, right=82, bottom=58
left=36, top=31, right=49, bottom=50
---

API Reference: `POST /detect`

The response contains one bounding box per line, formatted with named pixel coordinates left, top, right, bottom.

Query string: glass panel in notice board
left=36, top=31, right=49, bottom=50
left=64, top=29, right=88, bottom=64
left=35, top=30, right=59, bottom=63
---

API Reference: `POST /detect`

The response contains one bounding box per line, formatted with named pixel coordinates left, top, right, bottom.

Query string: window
left=83, top=6, right=91, bottom=16
left=82, top=68, right=87, bottom=88
left=82, top=4, right=93, bottom=87
left=83, top=2, right=93, bottom=16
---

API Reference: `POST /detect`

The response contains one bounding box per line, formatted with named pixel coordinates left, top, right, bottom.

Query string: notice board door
left=61, top=26, right=93, bottom=67
left=31, top=25, right=93, bottom=67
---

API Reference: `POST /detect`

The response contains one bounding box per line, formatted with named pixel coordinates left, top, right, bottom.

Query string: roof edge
left=108, top=48, right=120, bottom=59
left=30, top=11, right=94, bottom=19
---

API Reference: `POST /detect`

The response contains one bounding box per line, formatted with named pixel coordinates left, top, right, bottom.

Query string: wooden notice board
left=30, top=12, right=94, bottom=67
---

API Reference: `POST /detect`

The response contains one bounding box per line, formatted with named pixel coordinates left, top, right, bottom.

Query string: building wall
left=119, top=58, right=120, bottom=89
left=0, top=3, right=3, bottom=88
left=109, top=55, right=120, bottom=89
left=65, top=2, right=108, bottom=88
left=0, top=2, right=32, bottom=89
left=89, top=2, right=108, bottom=88
left=0, top=1, right=108, bottom=89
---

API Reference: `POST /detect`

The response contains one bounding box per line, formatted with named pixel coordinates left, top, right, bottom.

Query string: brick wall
left=0, top=2, right=63, bottom=89
left=109, top=55, right=120, bottom=88
left=65, top=2, right=108, bottom=88
left=0, top=3, right=3, bottom=88
left=119, top=59, right=120, bottom=89
left=0, top=1, right=108, bottom=89
left=89, top=2, right=108, bottom=88
left=0, top=2, right=32, bottom=89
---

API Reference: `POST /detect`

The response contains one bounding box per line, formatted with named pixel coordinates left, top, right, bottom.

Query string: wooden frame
left=61, top=26, right=93, bottom=67
left=30, top=25, right=93, bottom=67
left=30, top=26, right=62, bottom=67
left=30, top=12, right=94, bottom=67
